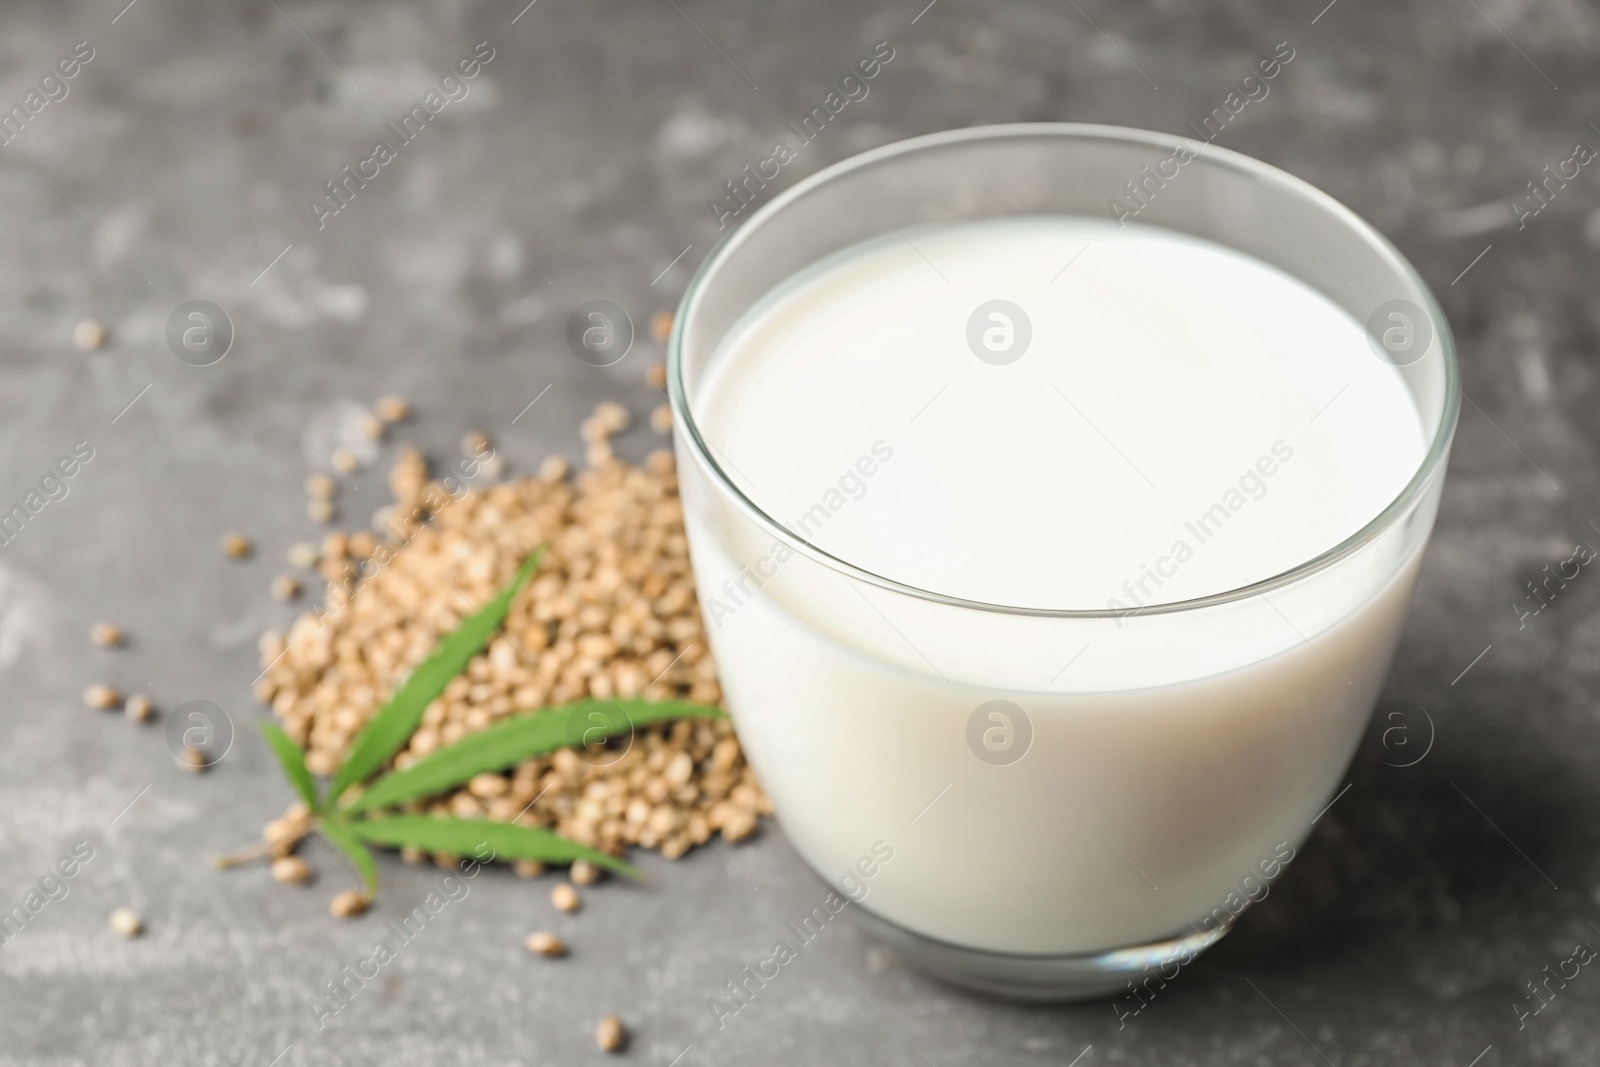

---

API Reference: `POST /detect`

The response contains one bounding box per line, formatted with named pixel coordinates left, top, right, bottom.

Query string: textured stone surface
left=0, top=0, right=1598, bottom=1064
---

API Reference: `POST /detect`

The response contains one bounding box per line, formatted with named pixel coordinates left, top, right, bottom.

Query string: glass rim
left=667, top=122, right=1461, bottom=620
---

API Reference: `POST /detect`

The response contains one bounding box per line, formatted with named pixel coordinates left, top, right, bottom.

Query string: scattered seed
left=84, top=684, right=121, bottom=710
left=222, top=533, right=253, bottom=558
left=649, top=310, right=674, bottom=344
left=331, top=448, right=359, bottom=475
left=359, top=412, right=385, bottom=441
left=664, top=751, right=693, bottom=787
left=720, top=806, right=759, bottom=843
left=124, top=693, right=154, bottom=723
left=259, top=629, right=286, bottom=666
left=73, top=319, right=109, bottom=351
left=287, top=542, right=320, bottom=569
left=400, top=846, right=428, bottom=865
left=108, top=907, right=143, bottom=938
left=330, top=890, right=369, bottom=919
left=180, top=746, right=209, bottom=772
left=525, top=930, right=567, bottom=957
left=537, top=454, right=568, bottom=481
left=552, top=883, right=580, bottom=913
left=649, top=404, right=672, bottom=435
left=462, top=430, right=490, bottom=457
left=271, top=856, right=312, bottom=885
left=467, top=773, right=509, bottom=798
left=513, top=859, right=546, bottom=879
left=308, top=498, right=335, bottom=524
left=593, top=401, right=630, bottom=435
left=596, top=1015, right=626, bottom=1053
left=647, top=361, right=668, bottom=391
left=90, top=622, right=124, bottom=647
left=305, top=473, right=336, bottom=500
left=271, top=574, right=302, bottom=601
left=263, top=817, right=304, bottom=856
left=569, top=859, right=601, bottom=886
left=284, top=802, right=314, bottom=835
left=375, top=396, right=411, bottom=423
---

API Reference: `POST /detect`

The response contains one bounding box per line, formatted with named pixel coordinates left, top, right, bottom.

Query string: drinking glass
left=668, top=124, right=1457, bottom=1000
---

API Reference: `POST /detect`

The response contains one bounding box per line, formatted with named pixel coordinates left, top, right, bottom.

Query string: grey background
left=0, top=0, right=1596, bottom=1064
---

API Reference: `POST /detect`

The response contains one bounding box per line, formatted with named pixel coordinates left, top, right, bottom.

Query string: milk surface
left=695, top=216, right=1426, bottom=611
left=681, top=216, right=1435, bottom=954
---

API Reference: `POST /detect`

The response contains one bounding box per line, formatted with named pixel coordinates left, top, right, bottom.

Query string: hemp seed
left=551, top=883, right=580, bottom=913
left=524, top=930, right=566, bottom=957
left=347, top=531, right=378, bottom=559
left=711, top=737, right=740, bottom=772
left=271, top=574, right=303, bottom=601
left=596, top=1015, right=626, bottom=1053
left=375, top=396, right=411, bottom=423
left=263, top=817, right=304, bottom=856
left=74, top=319, right=110, bottom=351
left=330, top=890, right=369, bottom=919
left=91, top=623, right=124, bottom=647
left=331, top=448, right=360, bottom=475
left=180, top=746, right=209, bottom=772
left=649, top=404, right=672, bottom=435
left=287, top=542, right=320, bottom=569
left=593, top=401, right=630, bottom=435
left=305, top=473, right=336, bottom=500
left=84, top=684, right=121, bottom=710
left=569, top=859, right=601, bottom=886
left=271, top=856, right=312, bottom=885
left=719, top=806, right=758, bottom=843
left=124, top=693, right=154, bottom=723
left=649, top=310, right=674, bottom=344
left=108, top=907, right=143, bottom=937
left=467, top=773, right=509, bottom=798
left=222, top=533, right=253, bottom=559
left=284, top=802, right=314, bottom=835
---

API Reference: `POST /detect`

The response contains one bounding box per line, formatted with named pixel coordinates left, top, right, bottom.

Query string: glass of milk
left=668, top=124, right=1457, bottom=1000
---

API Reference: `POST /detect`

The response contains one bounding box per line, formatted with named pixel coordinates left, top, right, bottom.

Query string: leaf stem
left=213, top=841, right=272, bottom=869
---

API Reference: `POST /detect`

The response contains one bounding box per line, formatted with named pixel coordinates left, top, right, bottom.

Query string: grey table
left=1, top=0, right=1597, bottom=1063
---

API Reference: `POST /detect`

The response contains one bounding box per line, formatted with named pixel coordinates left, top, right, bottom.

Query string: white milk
left=680, top=216, right=1432, bottom=955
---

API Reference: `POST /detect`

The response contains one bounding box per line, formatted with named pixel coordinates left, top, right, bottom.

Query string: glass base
left=846, top=903, right=1234, bottom=1003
